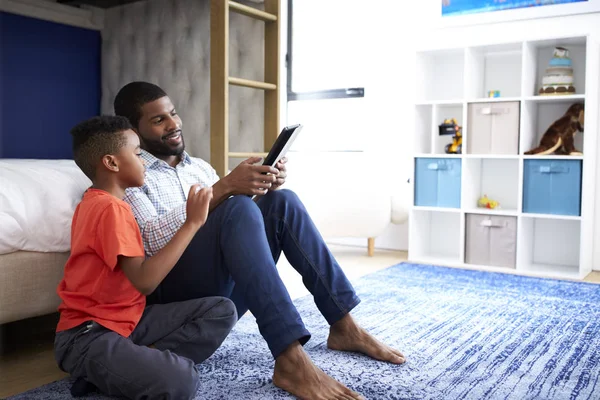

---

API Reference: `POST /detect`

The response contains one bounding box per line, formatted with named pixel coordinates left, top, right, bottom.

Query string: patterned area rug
left=9, top=262, right=600, bottom=400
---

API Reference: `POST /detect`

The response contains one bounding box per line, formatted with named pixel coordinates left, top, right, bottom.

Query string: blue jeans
left=147, top=189, right=361, bottom=359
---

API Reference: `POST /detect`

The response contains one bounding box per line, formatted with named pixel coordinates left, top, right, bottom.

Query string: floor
left=1, top=244, right=599, bottom=398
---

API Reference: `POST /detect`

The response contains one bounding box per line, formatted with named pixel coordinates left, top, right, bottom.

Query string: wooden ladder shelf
left=210, top=0, right=281, bottom=178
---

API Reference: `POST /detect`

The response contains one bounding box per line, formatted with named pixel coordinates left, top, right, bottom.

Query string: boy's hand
left=186, top=185, right=213, bottom=229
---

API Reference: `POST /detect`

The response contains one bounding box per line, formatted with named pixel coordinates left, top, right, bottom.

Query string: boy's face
left=116, top=130, right=146, bottom=188
left=136, top=96, right=184, bottom=157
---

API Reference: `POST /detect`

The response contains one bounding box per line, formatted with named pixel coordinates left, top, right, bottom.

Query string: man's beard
left=141, top=133, right=185, bottom=157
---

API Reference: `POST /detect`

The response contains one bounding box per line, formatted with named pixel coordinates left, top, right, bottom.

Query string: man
left=115, top=81, right=405, bottom=400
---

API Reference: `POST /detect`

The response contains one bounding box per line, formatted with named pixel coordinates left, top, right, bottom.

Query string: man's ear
left=101, top=154, right=119, bottom=173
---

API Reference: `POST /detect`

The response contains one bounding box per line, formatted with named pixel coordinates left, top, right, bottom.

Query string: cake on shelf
left=539, top=46, right=576, bottom=96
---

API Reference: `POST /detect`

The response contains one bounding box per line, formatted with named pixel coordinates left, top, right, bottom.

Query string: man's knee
left=268, top=188, right=302, bottom=206
left=268, top=189, right=308, bottom=215
left=220, top=195, right=261, bottom=220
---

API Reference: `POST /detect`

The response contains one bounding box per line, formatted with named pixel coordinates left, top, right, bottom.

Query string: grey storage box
left=467, top=101, right=520, bottom=154
left=465, top=214, right=517, bottom=268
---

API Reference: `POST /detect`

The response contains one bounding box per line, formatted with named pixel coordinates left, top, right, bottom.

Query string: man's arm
left=206, top=157, right=279, bottom=210
left=123, top=187, right=187, bottom=257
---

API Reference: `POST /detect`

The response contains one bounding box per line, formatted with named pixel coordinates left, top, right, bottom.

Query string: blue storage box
left=414, top=158, right=462, bottom=208
left=523, top=159, right=582, bottom=216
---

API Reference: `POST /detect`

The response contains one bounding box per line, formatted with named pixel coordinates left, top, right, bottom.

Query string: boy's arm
left=123, top=187, right=187, bottom=257
left=119, top=185, right=212, bottom=295
left=118, top=221, right=199, bottom=295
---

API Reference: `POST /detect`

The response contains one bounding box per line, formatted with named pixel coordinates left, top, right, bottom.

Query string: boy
left=54, top=115, right=237, bottom=400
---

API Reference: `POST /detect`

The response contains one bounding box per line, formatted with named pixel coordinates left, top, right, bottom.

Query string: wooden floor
left=1, top=245, right=598, bottom=398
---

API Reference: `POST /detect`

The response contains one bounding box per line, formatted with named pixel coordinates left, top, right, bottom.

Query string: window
left=286, top=0, right=367, bottom=152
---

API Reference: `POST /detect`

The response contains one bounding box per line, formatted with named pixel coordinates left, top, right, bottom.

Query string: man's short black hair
left=113, top=81, right=167, bottom=128
left=70, top=115, right=133, bottom=180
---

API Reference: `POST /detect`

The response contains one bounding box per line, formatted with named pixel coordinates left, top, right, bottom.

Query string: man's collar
left=140, top=149, right=192, bottom=168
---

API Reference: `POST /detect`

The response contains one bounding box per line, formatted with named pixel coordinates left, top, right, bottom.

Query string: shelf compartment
left=523, top=159, right=582, bottom=216
left=517, top=216, right=581, bottom=279
left=521, top=37, right=587, bottom=98
left=463, top=158, right=519, bottom=212
left=433, top=103, right=464, bottom=155
left=465, top=213, right=517, bottom=269
left=467, top=101, right=520, bottom=155
left=415, top=105, right=433, bottom=154
left=414, top=158, right=462, bottom=208
left=520, top=99, right=585, bottom=156
left=416, top=48, right=465, bottom=102
left=409, top=209, right=461, bottom=263
left=465, top=43, right=522, bottom=99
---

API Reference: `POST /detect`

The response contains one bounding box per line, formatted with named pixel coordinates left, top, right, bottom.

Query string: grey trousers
left=54, top=296, right=237, bottom=400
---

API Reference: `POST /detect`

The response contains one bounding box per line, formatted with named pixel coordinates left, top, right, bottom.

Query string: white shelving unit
left=409, top=35, right=599, bottom=280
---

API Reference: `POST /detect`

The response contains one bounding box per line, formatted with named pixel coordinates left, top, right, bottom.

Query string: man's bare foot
left=327, top=314, right=405, bottom=364
left=273, top=341, right=365, bottom=400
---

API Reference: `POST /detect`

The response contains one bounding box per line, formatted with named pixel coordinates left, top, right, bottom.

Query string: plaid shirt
left=123, top=149, right=219, bottom=257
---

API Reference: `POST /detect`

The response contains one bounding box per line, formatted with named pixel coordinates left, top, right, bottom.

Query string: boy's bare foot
left=273, top=341, right=365, bottom=400
left=327, top=314, right=405, bottom=364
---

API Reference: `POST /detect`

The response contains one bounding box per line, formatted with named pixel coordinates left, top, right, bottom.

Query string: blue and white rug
left=9, top=263, right=600, bottom=399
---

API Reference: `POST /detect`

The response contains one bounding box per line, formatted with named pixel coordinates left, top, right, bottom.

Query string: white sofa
left=283, top=151, right=410, bottom=255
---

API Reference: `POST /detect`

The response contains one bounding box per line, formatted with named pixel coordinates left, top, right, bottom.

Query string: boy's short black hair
left=70, top=115, right=133, bottom=180
left=113, top=81, right=167, bottom=128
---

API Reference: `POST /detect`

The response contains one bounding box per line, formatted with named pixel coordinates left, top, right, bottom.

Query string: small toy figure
left=439, top=118, right=462, bottom=154
left=478, top=195, right=499, bottom=209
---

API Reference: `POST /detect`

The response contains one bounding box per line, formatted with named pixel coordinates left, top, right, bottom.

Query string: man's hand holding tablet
left=217, top=124, right=303, bottom=199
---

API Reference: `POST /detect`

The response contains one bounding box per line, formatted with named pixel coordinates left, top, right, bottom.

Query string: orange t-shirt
left=56, top=188, right=146, bottom=337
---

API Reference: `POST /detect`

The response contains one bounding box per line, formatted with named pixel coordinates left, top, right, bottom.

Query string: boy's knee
left=160, top=363, right=199, bottom=400
left=209, top=297, right=238, bottom=326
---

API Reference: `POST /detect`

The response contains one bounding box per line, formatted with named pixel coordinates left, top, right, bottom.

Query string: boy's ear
left=101, top=154, right=119, bottom=172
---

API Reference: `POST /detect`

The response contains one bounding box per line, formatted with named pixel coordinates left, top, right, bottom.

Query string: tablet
left=262, top=124, right=303, bottom=167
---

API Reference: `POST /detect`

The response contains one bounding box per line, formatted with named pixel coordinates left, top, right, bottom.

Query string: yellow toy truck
left=438, top=118, right=462, bottom=154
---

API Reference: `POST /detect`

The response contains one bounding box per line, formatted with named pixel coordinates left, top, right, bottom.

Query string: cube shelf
left=467, top=101, right=520, bottom=155
left=465, top=213, right=517, bottom=269
left=414, top=158, right=461, bottom=208
left=517, top=217, right=581, bottom=279
left=409, top=209, right=462, bottom=264
left=523, top=159, right=582, bottom=216
left=527, top=37, right=587, bottom=98
left=463, top=158, right=519, bottom=213
left=434, top=103, right=464, bottom=155
left=410, top=34, right=598, bottom=280
left=465, top=43, right=523, bottom=99
left=521, top=98, right=585, bottom=156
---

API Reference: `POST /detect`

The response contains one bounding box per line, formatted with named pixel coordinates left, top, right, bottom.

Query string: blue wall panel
left=0, top=12, right=101, bottom=159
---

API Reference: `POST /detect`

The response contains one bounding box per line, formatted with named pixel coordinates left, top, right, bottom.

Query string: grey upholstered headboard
left=101, top=0, right=266, bottom=169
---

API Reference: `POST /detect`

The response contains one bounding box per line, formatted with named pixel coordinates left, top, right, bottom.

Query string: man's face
left=136, top=96, right=184, bottom=157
